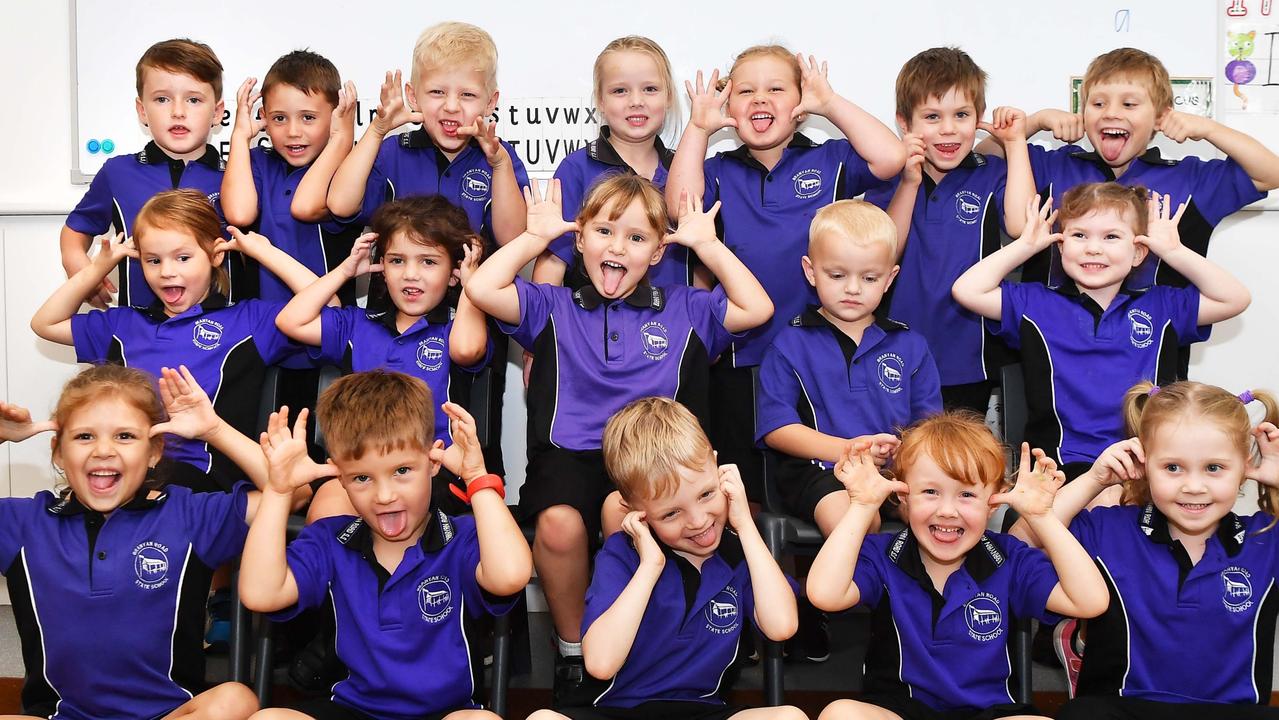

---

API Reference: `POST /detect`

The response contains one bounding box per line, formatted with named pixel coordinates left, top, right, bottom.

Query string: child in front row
left=952, top=184, right=1251, bottom=479
left=1014, top=381, right=1279, bottom=720
left=32, top=189, right=320, bottom=492
left=864, top=46, right=1033, bottom=415
left=61, top=38, right=244, bottom=308
left=0, top=363, right=310, bottom=720
left=757, top=199, right=941, bottom=538
left=666, top=44, right=905, bottom=492
left=240, top=370, right=531, bottom=720
left=276, top=196, right=490, bottom=518
left=809, top=412, right=1109, bottom=720
left=464, top=175, right=772, bottom=703
left=531, top=397, right=804, bottom=720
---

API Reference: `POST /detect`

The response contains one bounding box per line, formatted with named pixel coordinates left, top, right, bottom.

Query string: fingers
left=291, top=407, right=309, bottom=440
left=1018, top=442, right=1032, bottom=477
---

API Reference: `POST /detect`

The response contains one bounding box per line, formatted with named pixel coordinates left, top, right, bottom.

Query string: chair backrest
left=748, top=367, right=789, bottom=514
left=466, top=366, right=494, bottom=449
left=255, top=366, right=282, bottom=436
left=1000, top=363, right=1027, bottom=449
left=312, top=365, right=345, bottom=456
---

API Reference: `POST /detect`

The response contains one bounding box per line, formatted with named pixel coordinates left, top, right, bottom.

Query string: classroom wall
left=4, top=2, right=1279, bottom=609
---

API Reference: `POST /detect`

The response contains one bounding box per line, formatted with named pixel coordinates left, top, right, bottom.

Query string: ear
left=147, top=441, right=163, bottom=470
left=884, top=264, right=901, bottom=292
left=428, top=439, right=445, bottom=477
left=574, top=232, right=585, bottom=255
left=49, top=434, right=60, bottom=467
left=211, top=248, right=226, bottom=267
left=648, top=241, right=667, bottom=266
left=1132, top=241, right=1150, bottom=266
left=136, top=97, right=148, bottom=128
left=896, top=113, right=910, bottom=135
left=212, top=99, right=226, bottom=129
left=487, top=89, right=500, bottom=117
left=404, top=82, right=419, bottom=111
left=801, top=255, right=818, bottom=287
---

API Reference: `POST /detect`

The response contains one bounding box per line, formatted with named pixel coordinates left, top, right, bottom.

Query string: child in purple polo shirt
left=276, top=195, right=490, bottom=518
left=222, top=49, right=364, bottom=304
left=465, top=174, right=772, bottom=703
left=530, top=397, right=802, bottom=720
left=240, top=370, right=531, bottom=720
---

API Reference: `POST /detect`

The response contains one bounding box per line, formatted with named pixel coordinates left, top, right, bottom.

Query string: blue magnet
left=86, top=139, right=101, bottom=154
left=101, top=139, right=115, bottom=154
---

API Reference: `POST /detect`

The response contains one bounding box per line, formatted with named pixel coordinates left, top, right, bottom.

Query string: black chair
left=999, top=363, right=1035, bottom=705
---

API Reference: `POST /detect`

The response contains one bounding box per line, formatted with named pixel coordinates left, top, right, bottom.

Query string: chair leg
left=229, top=571, right=250, bottom=684
left=490, top=611, right=512, bottom=718
left=254, top=617, right=274, bottom=707
left=764, top=638, right=785, bottom=706
left=1016, top=619, right=1033, bottom=704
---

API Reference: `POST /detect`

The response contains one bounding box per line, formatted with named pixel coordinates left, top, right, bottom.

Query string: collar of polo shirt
left=573, top=282, right=665, bottom=311
left=1139, top=502, right=1246, bottom=558
left=647, top=528, right=744, bottom=615
left=792, top=305, right=909, bottom=332
left=723, top=132, right=819, bottom=171
left=338, top=506, right=454, bottom=555
left=1070, top=146, right=1177, bottom=178
left=139, top=290, right=229, bottom=321
left=47, top=485, right=164, bottom=517
left=1051, top=277, right=1150, bottom=318
left=368, top=302, right=453, bottom=335
left=401, top=127, right=476, bottom=167
left=140, top=140, right=225, bottom=172
left=590, top=127, right=675, bottom=171
left=888, top=527, right=1004, bottom=590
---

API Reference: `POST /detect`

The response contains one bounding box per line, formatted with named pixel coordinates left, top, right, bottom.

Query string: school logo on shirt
left=132, top=541, right=170, bottom=590
left=417, top=576, right=454, bottom=623
left=461, top=169, right=492, bottom=202
left=417, top=336, right=445, bottom=371
left=704, top=586, right=741, bottom=634
left=1222, top=567, right=1255, bottom=613
left=1127, top=309, right=1155, bottom=349
left=792, top=169, right=823, bottom=199
left=954, top=191, right=982, bottom=225
left=963, top=592, right=1004, bottom=642
left=641, top=321, right=670, bottom=361
left=876, top=353, right=905, bottom=394
left=192, top=318, right=224, bottom=350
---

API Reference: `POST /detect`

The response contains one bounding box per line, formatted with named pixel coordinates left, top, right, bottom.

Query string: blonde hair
left=316, top=370, right=434, bottom=461
left=411, top=21, right=498, bottom=94
left=1056, top=182, right=1149, bottom=237
left=896, top=411, right=1007, bottom=490
left=603, top=397, right=714, bottom=502
left=593, top=36, right=676, bottom=110
left=717, top=44, right=801, bottom=92
left=134, top=189, right=228, bottom=296
left=895, top=46, right=988, bottom=121
left=53, top=365, right=166, bottom=486
left=1081, top=48, right=1173, bottom=112
left=1121, top=381, right=1279, bottom=525
left=809, top=200, right=898, bottom=258
left=576, top=174, right=668, bottom=239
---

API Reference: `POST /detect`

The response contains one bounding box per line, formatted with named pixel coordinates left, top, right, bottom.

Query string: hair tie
left=1239, top=390, right=1255, bottom=405
left=1148, top=385, right=1161, bottom=396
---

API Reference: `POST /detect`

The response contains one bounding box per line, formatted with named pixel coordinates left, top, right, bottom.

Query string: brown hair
left=895, top=46, right=988, bottom=121
left=1081, top=48, right=1173, bottom=112
left=134, top=189, right=229, bottom=296
left=1056, top=182, right=1149, bottom=237
left=411, top=21, right=498, bottom=94
left=896, top=410, right=1006, bottom=490
left=53, top=365, right=166, bottom=486
left=135, top=38, right=224, bottom=100
left=576, top=174, right=668, bottom=238
left=1121, top=381, right=1279, bottom=525
left=603, top=397, right=715, bottom=502
left=718, top=44, right=802, bottom=92
left=262, top=49, right=341, bottom=107
left=809, top=199, right=898, bottom=258
left=593, top=36, right=676, bottom=110
left=371, top=195, right=474, bottom=267
left=316, top=370, right=434, bottom=461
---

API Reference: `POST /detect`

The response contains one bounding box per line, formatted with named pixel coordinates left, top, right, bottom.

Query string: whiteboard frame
left=69, top=0, right=90, bottom=184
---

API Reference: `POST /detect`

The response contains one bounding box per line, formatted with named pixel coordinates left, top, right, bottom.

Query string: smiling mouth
left=930, top=525, right=964, bottom=544
left=626, top=114, right=649, bottom=127
left=161, top=285, right=185, bottom=305
left=688, top=524, right=718, bottom=548
left=87, top=469, right=122, bottom=493
left=600, top=260, right=626, bottom=295
left=1178, top=502, right=1212, bottom=513
left=375, top=510, right=408, bottom=538
left=439, top=119, right=461, bottom=136
left=934, top=143, right=961, bottom=154
left=1098, top=128, right=1130, bottom=162
left=749, top=112, right=774, bottom=133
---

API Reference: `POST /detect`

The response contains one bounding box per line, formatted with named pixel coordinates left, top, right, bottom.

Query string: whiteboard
left=72, top=0, right=1219, bottom=182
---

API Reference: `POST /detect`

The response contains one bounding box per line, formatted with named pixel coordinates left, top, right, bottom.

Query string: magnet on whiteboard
left=86, top=139, right=101, bottom=154
left=102, top=139, right=115, bottom=154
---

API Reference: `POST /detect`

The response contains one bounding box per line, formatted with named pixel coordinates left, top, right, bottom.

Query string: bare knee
left=600, top=491, right=627, bottom=538
left=306, top=478, right=354, bottom=524
left=772, top=705, right=809, bottom=720
left=535, top=505, right=588, bottom=554
left=202, top=682, right=257, bottom=719
left=526, top=711, right=572, bottom=720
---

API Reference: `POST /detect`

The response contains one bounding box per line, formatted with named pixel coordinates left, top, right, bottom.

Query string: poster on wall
left=1218, top=0, right=1279, bottom=114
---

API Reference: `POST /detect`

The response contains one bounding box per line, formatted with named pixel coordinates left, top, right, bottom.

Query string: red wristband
left=450, top=473, right=505, bottom=503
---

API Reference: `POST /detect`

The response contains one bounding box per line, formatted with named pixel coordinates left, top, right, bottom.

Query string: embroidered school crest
left=417, top=336, right=445, bottom=372
left=461, top=169, right=491, bottom=202
left=1128, top=309, right=1154, bottom=349
left=641, top=321, right=670, bottom=361
left=192, top=318, right=223, bottom=350
left=417, top=576, right=454, bottom=622
left=963, top=592, right=1003, bottom=641
left=792, top=169, right=823, bottom=199
left=876, top=353, right=905, bottom=394
left=704, top=586, right=741, bottom=634
left=133, top=541, right=170, bottom=590
left=954, top=190, right=982, bottom=225
left=1222, top=567, right=1254, bottom=613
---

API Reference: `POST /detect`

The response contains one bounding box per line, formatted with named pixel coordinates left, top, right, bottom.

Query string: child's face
left=263, top=85, right=334, bottom=168
left=597, top=50, right=669, bottom=146
left=380, top=232, right=457, bottom=320
left=138, top=228, right=221, bottom=317
left=135, top=67, right=224, bottom=162
left=52, top=397, right=161, bottom=516
left=902, top=87, right=979, bottom=173
left=1083, top=77, right=1166, bottom=173
left=1145, top=415, right=1246, bottom=544
left=575, top=197, right=665, bottom=299
left=1057, top=207, right=1147, bottom=295
left=802, top=232, right=898, bottom=329
left=335, top=445, right=439, bottom=543
left=901, top=452, right=997, bottom=569
left=408, top=66, right=498, bottom=158
left=630, top=456, right=728, bottom=562
left=726, top=56, right=802, bottom=153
